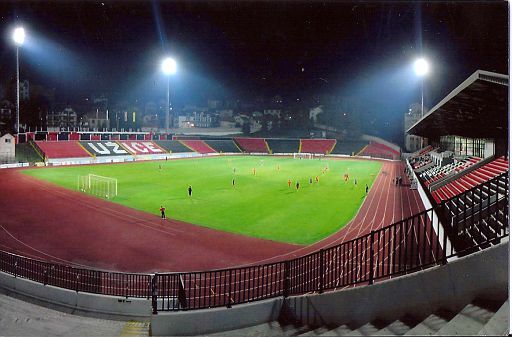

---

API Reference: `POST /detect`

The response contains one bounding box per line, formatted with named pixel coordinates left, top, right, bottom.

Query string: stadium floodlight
left=414, top=58, right=429, bottom=77
left=161, top=57, right=177, bottom=75
left=161, top=57, right=177, bottom=131
left=12, top=26, right=25, bottom=135
left=12, top=27, right=25, bottom=46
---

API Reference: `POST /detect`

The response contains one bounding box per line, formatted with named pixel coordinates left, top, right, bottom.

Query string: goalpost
left=293, top=153, right=313, bottom=160
left=78, top=174, right=118, bottom=199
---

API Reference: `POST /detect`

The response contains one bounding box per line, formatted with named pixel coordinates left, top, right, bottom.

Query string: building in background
left=46, top=106, right=78, bottom=130
left=0, top=133, right=15, bottom=163
left=404, top=103, right=425, bottom=152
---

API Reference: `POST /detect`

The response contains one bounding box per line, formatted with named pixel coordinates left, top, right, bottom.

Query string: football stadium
left=0, top=2, right=508, bottom=336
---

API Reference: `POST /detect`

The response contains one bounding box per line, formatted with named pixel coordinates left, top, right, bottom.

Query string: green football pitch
left=22, top=156, right=382, bottom=245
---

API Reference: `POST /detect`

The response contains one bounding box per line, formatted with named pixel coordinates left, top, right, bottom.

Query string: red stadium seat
left=300, top=139, right=336, bottom=154
left=181, top=140, right=217, bottom=154
left=234, top=138, right=270, bottom=153
left=35, top=141, right=92, bottom=159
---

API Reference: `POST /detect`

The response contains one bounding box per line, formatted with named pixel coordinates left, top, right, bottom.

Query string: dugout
left=407, top=70, right=508, bottom=158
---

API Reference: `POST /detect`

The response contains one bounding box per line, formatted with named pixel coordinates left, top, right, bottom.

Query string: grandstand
left=180, top=140, right=217, bottom=153
left=154, top=140, right=194, bottom=153
left=265, top=138, right=300, bottom=154
left=330, top=140, right=368, bottom=156
left=34, top=141, right=91, bottom=159
left=299, top=138, right=336, bottom=154
left=204, top=139, right=242, bottom=153
left=234, top=137, right=270, bottom=153
left=431, top=156, right=508, bottom=203
left=359, top=141, right=401, bottom=160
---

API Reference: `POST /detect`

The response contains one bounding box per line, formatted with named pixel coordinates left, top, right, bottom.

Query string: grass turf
left=22, top=156, right=382, bottom=245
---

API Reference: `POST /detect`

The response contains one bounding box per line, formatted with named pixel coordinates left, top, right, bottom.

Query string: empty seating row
left=266, top=139, right=300, bottom=154
left=420, top=157, right=480, bottom=184
left=440, top=170, right=508, bottom=254
left=299, top=139, right=336, bottom=154
left=411, top=145, right=434, bottom=159
left=180, top=140, right=216, bottom=154
left=154, top=140, right=194, bottom=153
left=35, top=141, right=90, bottom=159
left=204, top=140, right=241, bottom=153
left=412, top=157, right=433, bottom=170
left=234, top=137, right=270, bottom=153
left=428, top=157, right=481, bottom=186
left=330, top=141, right=368, bottom=155
left=359, top=141, right=400, bottom=160
left=432, top=157, right=509, bottom=203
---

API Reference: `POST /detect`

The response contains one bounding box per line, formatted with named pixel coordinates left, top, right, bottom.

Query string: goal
left=293, top=153, right=313, bottom=160
left=78, top=174, right=118, bottom=199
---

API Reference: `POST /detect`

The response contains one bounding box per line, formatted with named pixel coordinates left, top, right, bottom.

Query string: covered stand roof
left=407, top=70, right=508, bottom=139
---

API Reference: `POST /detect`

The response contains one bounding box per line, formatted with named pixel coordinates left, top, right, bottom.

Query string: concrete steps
left=478, top=299, right=509, bottom=336
left=435, top=300, right=502, bottom=335
left=318, top=324, right=353, bottom=336
left=296, top=324, right=334, bottom=336
left=373, top=319, right=416, bottom=335
left=211, top=298, right=507, bottom=336
left=207, top=320, right=313, bottom=336
left=404, top=310, right=455, bottom=335
left=340, top=322, right=380, bottom=335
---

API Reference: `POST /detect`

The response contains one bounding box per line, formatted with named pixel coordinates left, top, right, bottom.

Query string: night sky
left=0, top=1, right=508, bottom=138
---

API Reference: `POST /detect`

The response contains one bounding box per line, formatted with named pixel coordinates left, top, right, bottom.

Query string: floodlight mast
left=12, top=27, right=25, bottom=135
left=161, top=57, right=177, bottom=131
left=414, top=57, right=430, bottom=150
left=414, top=58, right=429, bottom=118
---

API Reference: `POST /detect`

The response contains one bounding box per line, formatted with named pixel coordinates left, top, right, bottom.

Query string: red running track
left=0, top=159, right=424, bottom=273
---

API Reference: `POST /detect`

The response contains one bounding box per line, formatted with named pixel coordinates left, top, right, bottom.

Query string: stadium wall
left=0, top=271, right=152, bottom=319
left=151, top=298, right=283, bottom=336
left=283, top=241, right=507, bottom=328
left=149, top=242, right=507, bottom=335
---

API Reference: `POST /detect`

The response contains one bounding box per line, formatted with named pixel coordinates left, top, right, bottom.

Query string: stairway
left=211, top=298, right=508, bottom=336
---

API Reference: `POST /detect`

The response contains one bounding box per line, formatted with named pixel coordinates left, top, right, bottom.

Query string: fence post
left=178, top=275, right=188, bottom=310
left=369, top=231, right=375, bottom=285
left=283, top=261, right=290, bottom=298
left=227, top=269, right=233, bottom=308
left=442, top=207, right=448, bottom=265
left=151, top=274, right=158, bottom=314
left=319, top=249, right=324, bottom=294
left=75, top=272, right=80, bottom=293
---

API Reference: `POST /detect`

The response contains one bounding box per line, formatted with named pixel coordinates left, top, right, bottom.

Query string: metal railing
left=153, top=172, right=508, bottom=311
left=0, top=251, right=151, bottom=298
left=0, top=173, right=508, bottom=313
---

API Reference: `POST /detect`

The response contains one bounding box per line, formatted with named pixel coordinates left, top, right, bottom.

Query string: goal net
left=78, top=174, right=118, bottom=199
left=293, top=153, right=313, bottom=159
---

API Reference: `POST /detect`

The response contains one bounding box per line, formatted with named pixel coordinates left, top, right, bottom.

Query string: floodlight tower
left=161, top=57, right=177, bottom=131
left=414, top=58, right=429, bottom=118
left=12, top=27, right=25, bottom=134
